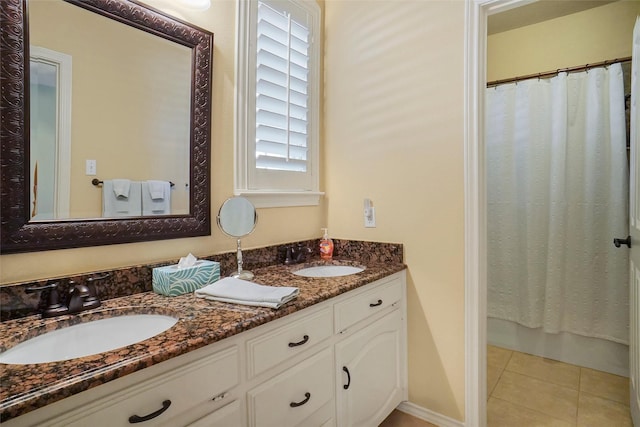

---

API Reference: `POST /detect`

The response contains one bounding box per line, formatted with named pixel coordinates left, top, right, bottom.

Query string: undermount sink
left=0, top=314, right=178, bottom=365
left=293, top=265, right=365, bottom=278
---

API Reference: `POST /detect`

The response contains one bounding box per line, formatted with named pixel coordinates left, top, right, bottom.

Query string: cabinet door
left=335, top=309, right=403, bottom=427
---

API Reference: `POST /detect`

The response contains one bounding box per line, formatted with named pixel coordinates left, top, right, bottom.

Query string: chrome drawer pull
left=128, top=400, right=171, bottom=423
left=288, top=335, right=310, bottom=347
left=369, top=299, right=383, bottom=307
left=290, top=392, right=311, bottom=407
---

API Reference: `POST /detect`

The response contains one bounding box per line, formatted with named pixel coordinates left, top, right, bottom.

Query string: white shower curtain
left=486, top=63, right=630, bottom=345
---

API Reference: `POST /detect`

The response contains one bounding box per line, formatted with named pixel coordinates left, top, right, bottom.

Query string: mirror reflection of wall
left=28, top=0, right=192, bottom=220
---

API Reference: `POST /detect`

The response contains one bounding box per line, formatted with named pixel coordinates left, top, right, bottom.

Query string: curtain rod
left=486, top=56, right=632, bottom=88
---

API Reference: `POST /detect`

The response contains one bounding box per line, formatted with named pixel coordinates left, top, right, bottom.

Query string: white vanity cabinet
left=186, top=400, right=243, bottom=427
left=333, top=273, right=406, bottom=427
left=52, top=346, right=240, bottom=427
left=247, top=348, right=335, bottom=427
left=6, top=271, right=406, bottom=427
left=336, top=310, right=404, bottom=427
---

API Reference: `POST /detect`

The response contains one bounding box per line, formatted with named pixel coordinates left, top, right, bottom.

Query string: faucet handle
left=25, top=282, right=68, bottom=318
left=85, top=273, right=109, bottom=297
left=86, top=273, right=110, bottom=284
left=284, top=246, right=294, bottom=265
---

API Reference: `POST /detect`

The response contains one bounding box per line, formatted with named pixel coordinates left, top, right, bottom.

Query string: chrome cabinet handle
left=288, top=335, right=309, bottom=347
left=128, top=400, right=171, bottom=423
left=369, top=299, right=383, bottom=307
left=290, top=392, right=311, bottom=407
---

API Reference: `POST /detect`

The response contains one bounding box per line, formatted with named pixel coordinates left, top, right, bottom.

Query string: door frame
left=30, top=45, right=72, bottom=219
left=463, top=1, right=535, bottom=426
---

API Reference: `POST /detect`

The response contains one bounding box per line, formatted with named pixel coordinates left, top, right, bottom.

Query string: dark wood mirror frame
left=0, top=0, right=213, bottom=254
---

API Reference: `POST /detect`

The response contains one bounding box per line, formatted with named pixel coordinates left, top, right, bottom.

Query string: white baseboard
left=397, top=401, right=465, bottom=427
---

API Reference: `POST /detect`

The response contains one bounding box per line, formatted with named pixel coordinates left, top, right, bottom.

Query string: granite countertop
left=0, top=259, right=406, bottom=423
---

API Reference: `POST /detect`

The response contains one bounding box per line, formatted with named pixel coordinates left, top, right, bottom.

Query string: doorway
left=29, top=46, right=72, bottom=220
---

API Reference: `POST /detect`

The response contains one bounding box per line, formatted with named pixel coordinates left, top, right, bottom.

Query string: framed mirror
left=0, top=0, right=213, bottom=253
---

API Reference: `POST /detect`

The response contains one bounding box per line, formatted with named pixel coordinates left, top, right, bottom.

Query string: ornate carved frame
left=0, top=0, right=213, bottom=253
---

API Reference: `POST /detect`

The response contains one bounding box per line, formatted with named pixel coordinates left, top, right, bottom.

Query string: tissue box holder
left=152, top=260, right=220, bottom=296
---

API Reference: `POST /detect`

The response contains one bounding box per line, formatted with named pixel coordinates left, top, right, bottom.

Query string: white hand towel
left=112, top=179, right=131, bottom=198
left=147, top=180, right=166, bottom=200
left=141, top=181, right=171, bottom=215
left=102, top=180, right=142, bottom=217
left=194, top=277, right=299, bottom=309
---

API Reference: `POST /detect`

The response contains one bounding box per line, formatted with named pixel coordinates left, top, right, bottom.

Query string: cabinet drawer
left=247, top=307, right=332, bottom=378
left=187, top=400, right=242, bottom=427
left=248, top=348, right=334, bottom=427
left=57, top=346, right=239, bottom=427
left=334, top=277, right=402, bottom=333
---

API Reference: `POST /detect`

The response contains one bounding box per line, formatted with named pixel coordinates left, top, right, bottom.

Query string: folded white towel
left=102, top=180, right=142, bottom=217
left=147, top=180, right=166, bottom=200
left=141, top=181, right=171, bottom=215
left=194, top=277, right=299, bottom=309
left=112, top=179, right=131, bottom=198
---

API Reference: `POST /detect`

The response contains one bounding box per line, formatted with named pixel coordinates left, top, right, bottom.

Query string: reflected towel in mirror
left=194, top=277, right=299, bottom=309
left=102, top=180, right=142, bottom=217
left=142, top=180, right=171, bottom=215
left=112, top=179, right=131, bottom=198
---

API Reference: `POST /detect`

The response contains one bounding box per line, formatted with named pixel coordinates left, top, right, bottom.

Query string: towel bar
left=91, top=179, right=174, bottom=187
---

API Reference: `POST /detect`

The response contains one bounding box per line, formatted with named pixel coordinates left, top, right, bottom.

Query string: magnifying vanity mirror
left=0, top=0, right=213, bottom=253
left=217, top=197, right=258, bottom=280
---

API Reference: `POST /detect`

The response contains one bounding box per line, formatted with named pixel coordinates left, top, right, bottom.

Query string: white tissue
left=177, top=253, right=198, bottom=269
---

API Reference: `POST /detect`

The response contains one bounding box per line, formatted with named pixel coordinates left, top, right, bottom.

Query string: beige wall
left=324, top=0, right=466, bottom=420
left=0, top=0, right=326, bottom=284
left=488, top=0, right=640, bottom=82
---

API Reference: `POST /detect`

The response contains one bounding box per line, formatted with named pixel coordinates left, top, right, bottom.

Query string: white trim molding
left=464, top=1, right=486, bottom=426
left=29, top=45, right=72, bottom=220
left=397, top=401, right=465, bottom=427
left=234, top=0, right=322, bottom=208
left=234, top=190, right=324, bottom=208
left=464, top=1, right=539, bottom=426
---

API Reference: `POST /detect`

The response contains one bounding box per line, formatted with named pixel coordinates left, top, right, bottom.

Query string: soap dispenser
left=319, top=228, right=334, bottom=260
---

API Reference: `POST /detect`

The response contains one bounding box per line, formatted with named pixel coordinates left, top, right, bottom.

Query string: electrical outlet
left=364, top=206, right=376, bottom=228
left=86, top=159, right=97, bottom=176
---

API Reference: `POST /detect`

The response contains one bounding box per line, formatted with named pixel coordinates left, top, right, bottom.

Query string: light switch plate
left=86, top=159, right=97, bottom=176
left=364, top=207, right=376, bottom=228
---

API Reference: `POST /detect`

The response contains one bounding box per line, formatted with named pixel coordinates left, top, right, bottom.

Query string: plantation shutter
left=255, top=0, right=310, bottom=172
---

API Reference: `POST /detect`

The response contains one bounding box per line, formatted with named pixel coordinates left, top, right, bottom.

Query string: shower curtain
left=486, top=63, right=630, bottom=345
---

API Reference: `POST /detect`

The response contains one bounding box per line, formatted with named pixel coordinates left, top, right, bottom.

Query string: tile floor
left=380, top=345, right=633, bottom=427
left=487, top=345, right=633, bottom=426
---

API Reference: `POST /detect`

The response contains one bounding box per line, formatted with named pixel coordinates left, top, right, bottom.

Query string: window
left=235, top=0, right=322, bottom=207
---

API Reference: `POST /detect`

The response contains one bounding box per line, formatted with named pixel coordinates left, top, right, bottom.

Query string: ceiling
left=488, top=0, right=619, bottom=35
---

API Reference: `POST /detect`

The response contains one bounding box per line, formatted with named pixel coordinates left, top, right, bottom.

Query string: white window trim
left=235, top=0, right=323, bottom=208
